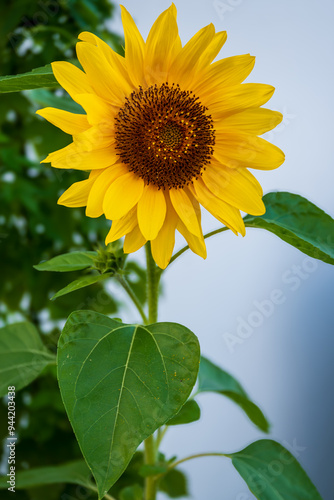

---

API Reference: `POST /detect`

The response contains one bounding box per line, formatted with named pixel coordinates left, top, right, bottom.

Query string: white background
left=109, top=1, right=334, bottom=498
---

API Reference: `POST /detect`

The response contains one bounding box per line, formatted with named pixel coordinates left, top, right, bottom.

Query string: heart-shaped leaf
left=244, top=192, right=334, bottom=265
left=57, top=311, right=200, bottom=498
left=228, top=439, right=322, bottom=499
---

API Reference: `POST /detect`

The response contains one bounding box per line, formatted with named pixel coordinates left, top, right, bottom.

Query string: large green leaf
left=34, top=251, right=97, bottom=272
left=51, top=273, right=113, bottom=300
left=167, top=399, right=201, bottom=426
left=0, top=460, right=91, bottom=489
left=57, top=310, right=200, bottom=499
left=198, top=357, right=269, bottom=432
left=244, top=192, right=334, bottom=265
left=228, top=439, right=323, bottom=500
left=0, top=65, right=58, bottom=92
left=0, top=322, right=55, bottom=396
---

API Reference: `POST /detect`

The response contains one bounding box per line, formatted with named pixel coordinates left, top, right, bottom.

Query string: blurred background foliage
left=0, top=1, right=150, bottom=498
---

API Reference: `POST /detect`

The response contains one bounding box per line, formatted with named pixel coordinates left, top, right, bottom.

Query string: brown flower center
left=114, top=83, right=215, bottom=189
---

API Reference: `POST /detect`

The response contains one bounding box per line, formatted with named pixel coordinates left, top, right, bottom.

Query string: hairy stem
left=116, top=275, right=148, bottom=324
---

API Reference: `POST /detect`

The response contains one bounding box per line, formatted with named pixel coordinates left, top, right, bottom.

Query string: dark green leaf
left=139, top=464, right=168, bottom=477
left=29, top=88, right=85, bottom=113
left=34, top=251, right=97, bottom=272
left=0, top=65, right=58, bottom=92
left=51, top=273, right=113, bottom=300
left=0, top=460, right=92, bottom=489
left=119, top=484, right=143, bottom=500
left=0, top=322, right=55, bottom=396
left=228, top=439, right=323, bottom=500
left=159, top=469, right=189, bottom=498
left=198, top=357, right=269, bottom=432
left=57, top=311, right=200, bottom=498
left=167, top=399, right=201, bottom=426
left=244, top=192, right=334, bottom=265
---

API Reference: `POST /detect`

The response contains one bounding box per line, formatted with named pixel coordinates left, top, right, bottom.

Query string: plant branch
left=159, top=226, right=229, bottom=273
left=116, top=275, right=148, bottom=324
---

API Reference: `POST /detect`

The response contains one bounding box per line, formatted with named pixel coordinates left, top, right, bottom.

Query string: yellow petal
left=209, top=84, right=275, bottom=118
left=103, top=173, right=144, bottom=220
left=151, top=198, right=178, bottom=269
left=215, top=108, right=283, bottom=135
left=202, top=164, right=265, bottom=215
left=169, top=188, right=202, bottom=237
left=169, top=24, right=215, bottom=88
left=105, top=207, right=137, bottom=244
left=196, top=31, right=227, bottom=72
left=74, top=93, right=114, bottom=126
left=191, top=179, right=245, bottom=235
left=137, top=185, right=167, bottom=240
left=76, top=42, right=126, bottom=104
left=42, top=142, right=118, bottom=170
left=213, top=132, right=285, bottom=170
left=193, top=54, right=255, bottom=97
left=78, top=31, right=134, bottom=93
left=73, top=125, right=115, bottom=152
left=177, top=219, right=207, bottom=259
left=86, top=163, right=128, bottom=217
left=51, top=62, right=92, bottom=102
left=57, top=170, right=100, bottom=207
left=124, top=225, right=147, bottom=253
left=121, top=5, right=146, bottom=87
left=36, top=107, right=89, bottom=135
left=145, top=4, right=181, bottom=84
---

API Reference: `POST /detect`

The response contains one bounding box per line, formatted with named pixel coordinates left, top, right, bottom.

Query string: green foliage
left=159, top=469, right=188, bottom=498
left=119, top=484, right=144, bottom=500
left=34, top=250, right=97, bottom=272
left=0, top=322, right=55, bottom=396
left=198, top=356, right=269, bottom=432
left=167, top=399, right=201, bottom=426
left=27, top=88, right=84, bottom=113
left=229, top=439, right=322, bottom=500
left=245, top=192, right=334, bottom=265
left=51, top=272, right=114, bottom=299
left=57, top=310, right=200, bottom=498
left=0, top=65, right=58, bottom=93
left=0, top=460, right=92, bottom=489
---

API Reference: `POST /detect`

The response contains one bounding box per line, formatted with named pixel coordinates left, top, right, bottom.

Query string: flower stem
left=144, top=243, right=161, bottom=500
left=116, top=275, right=148, bottom=324
left=158, top=226, right=229, bottom=273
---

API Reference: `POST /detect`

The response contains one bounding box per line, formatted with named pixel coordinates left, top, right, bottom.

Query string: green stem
left=116, top=275, right=148, bottom=324
left=158, top=226, right=229, bottom=274
left=145, top=242, right=160, bottom=324
left=155, top=426, right=168, bottom=451
left=144, top=243, right=161, bottom=500
left=153, top=452, right=227, bottom=481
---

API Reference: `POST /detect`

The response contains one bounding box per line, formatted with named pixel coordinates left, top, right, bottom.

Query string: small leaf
left=119, top=484, right=143, bottom=500
left=28, top=88, right=84, bottom=113
left=51, top=273, right=113, bottom=300
left=159, top=469, right=189, bottom=498
left=167, top=399, right=201, bottom=426
left=139, top=464, right=168, bottom=477
left=57, top=311, right=200, bottom=498
left=34, top=251, right=97, bottom=272
left=244, top=192, right=334, bottom=265
left=198, top=357, right=269, bottom=432
left=228, top=439, right=323, bottom=500
left=0, top=322, right=55, bottom=396
left=0, top=65, right=58, bottom=93
left=0, top=460, right=92, bottom=489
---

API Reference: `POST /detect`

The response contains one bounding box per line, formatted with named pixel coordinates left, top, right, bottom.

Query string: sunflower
left=37, top=4, right=284, bottom=269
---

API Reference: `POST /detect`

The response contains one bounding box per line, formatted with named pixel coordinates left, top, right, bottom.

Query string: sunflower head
left=37, top=4, right=284, bottom=269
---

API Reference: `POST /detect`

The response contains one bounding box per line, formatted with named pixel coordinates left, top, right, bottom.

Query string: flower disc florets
left=114, top=83, right=216, bottom=189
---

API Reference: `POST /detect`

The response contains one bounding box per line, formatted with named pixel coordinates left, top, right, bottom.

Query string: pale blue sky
left=109, top=1, right=334, bottom=498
